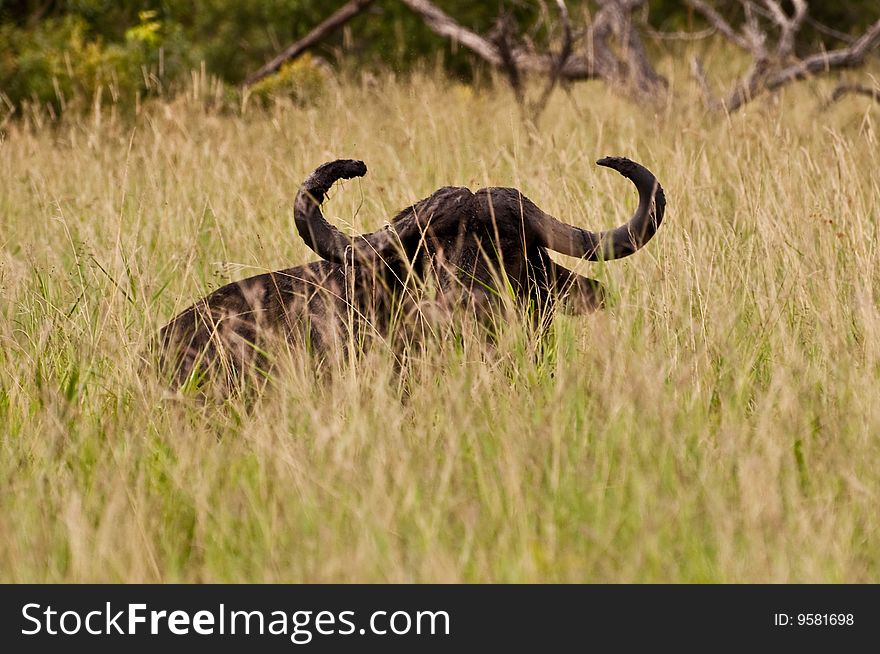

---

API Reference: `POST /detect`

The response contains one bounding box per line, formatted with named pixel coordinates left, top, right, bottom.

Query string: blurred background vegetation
left=1, top=0, right=878, bottom=116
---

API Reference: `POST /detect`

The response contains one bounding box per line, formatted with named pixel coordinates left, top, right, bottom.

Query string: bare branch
left=688, top=2, right=880, bottom=114
left=761, top=0, right=788, bottom=28
left=807, top=17, right=856, bottom=44
left=529, top=0, right=575, bottom=121
left=398, top=0, right=503, bottom=66
left=401, top=0, right=666, bottom=103
left=685, top=0, right=751, bottom=51
left=644, top=26, right=717, bottom=41
left=691, top=57, right=721, bottom=110
left=756, top=18, right=880, bottom=101
left=556, top=0, right=574, bottom=64
left=766, top=0, right=807, bottom=61
left=613, top=1, right=669, bottom=96
left=828, top=82, right=880, bottom=105
left=488, top=13, right=525, bottom=106
left=245, top=0, right=667, bottom=116
left=588, top=0, right=667, bottom=98
left=243, top=0, right=376, bottom=87
left=740, top=2, right=768, bottom=60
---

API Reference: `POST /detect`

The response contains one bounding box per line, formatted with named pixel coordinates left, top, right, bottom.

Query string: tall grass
left=2, top=56, right=880, bottom=582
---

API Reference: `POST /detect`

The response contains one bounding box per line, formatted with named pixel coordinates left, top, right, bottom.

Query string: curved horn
left=295, top=159, right=470, bottom=265
left=527, top=157, right=666, bottom=260
left=293, top=159, right=370, bottom=264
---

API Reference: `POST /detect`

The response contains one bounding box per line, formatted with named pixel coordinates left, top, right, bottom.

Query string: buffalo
left=157, top=156, right=665, bottom=392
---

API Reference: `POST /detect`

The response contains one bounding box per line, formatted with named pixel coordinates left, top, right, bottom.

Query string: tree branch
left=398, top=0, right=504, bottom=66
left=687, top=1, right=880, bottom=114
left=767, top=0, right=807, bottom=60
left=529, top=0, right=575, bottom=121
left=828, top=82, right=880, bottom=105
left=763, top=18, right=880, bottom=92
left=685, top=0, right=752, bottom=51
left=400, top=0, right=666, bottom=94
left=243, top=0, right=376, bottom=88
left=691, top=57, right=721, bottom=110
left=644, top=26, right=716, bottom=41
left=488, top=12, right=525, bottom=105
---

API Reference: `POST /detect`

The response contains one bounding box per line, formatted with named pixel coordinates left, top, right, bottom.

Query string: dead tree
left=687, top=0, right=880, bottom=113
left=400, top=0, right=668, bottom=115
left=243, top=0, right=668, bottom=119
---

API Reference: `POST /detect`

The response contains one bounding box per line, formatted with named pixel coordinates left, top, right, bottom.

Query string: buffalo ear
left=545, top=259, right=606, bottom=314
left=560, top=276, right=605, bottom=314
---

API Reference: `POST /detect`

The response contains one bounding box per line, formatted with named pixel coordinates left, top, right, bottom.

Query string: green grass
left=2, top=57, right=880, bottom=582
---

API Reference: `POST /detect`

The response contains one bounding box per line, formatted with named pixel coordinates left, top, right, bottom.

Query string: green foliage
left=125, top=9, right=162, bottom=47
left=0, top=9, right=193, bottom=114
left=247, top=53, right=329, bottom=107
left=160, top=0, right=330, bottom=84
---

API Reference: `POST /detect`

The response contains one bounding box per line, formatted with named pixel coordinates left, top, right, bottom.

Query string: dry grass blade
left=2, top=53, right=880, bottom=582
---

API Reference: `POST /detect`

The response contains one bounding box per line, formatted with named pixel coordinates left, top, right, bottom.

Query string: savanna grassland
left=2, top=54, right=879, bottom=583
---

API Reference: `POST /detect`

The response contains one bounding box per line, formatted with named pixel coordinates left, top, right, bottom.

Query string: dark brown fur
left=158, top=157, right=665, bottom=392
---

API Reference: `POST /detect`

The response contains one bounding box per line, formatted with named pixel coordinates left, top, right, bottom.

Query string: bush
left=0, top=10, right=193, bottom=115
left=246, top=53, right=330, bottom=108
